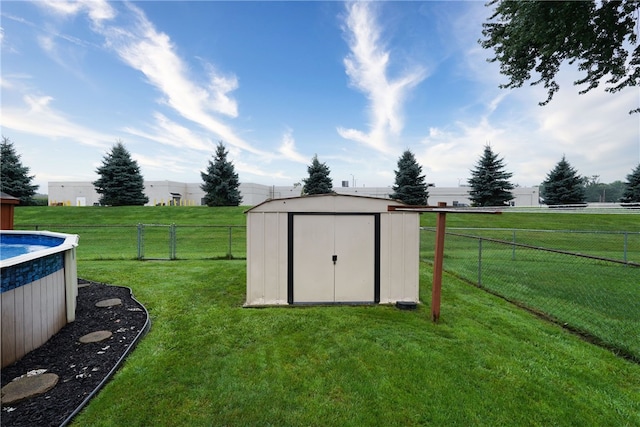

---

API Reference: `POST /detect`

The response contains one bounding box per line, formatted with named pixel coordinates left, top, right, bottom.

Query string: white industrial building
left=47, top=181, right=540, bottom=207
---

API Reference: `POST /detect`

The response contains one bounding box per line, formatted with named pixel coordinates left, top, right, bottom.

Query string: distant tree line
left=2, top=135, right=640, bottom=207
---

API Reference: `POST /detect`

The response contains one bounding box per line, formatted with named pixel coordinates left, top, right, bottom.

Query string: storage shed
left=245, top=194, right=420, bottom=306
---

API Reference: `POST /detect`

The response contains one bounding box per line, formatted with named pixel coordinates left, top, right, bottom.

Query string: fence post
left=227, top=226, right=233, bottom=259
left=170, top=224, right=177, bottom=260
left=478, top=238, right=483, bottom=287
left=624, top=232, right=628, bottom=263
left=137, top=223, right=144, bottom=260
left=512, top=229, right=516, bottom=261
left=431, top=202, right=448, bottom=322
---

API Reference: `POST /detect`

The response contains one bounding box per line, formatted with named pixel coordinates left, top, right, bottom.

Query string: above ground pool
left=0, top=233, right=66, bottom=260
left=1, top=230, right=79, bottom=368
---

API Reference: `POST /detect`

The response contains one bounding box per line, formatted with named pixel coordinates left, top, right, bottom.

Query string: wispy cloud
left=36, top=33, right=84, bottom=77
left=123, top=112, right=216, bottom=152
left=99, top=4, right=257, bottom=151
left=40, top=0, right=116, bottom=26
left=37, top=1, right=265, bottom=157
left=2, top=94, right=114, bottom=148
left=278, top=129, right=308, bottom=164
left=338, top=2, right=426, bottom=154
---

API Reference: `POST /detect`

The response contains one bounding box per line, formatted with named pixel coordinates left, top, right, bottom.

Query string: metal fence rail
left=421, top=227, right=640, bottom=362
left=17, top=224, right=247, bottom=260
left=18, top=223, right=639, bottom=359
left=437, top=227, right=640, bottom=264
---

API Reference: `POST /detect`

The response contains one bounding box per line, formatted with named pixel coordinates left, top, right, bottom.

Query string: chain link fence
left=20, top=224, right=247, bottom=260
left=19, top=223, right=639, bottom=360
left=421, top=227, right=640, bottom=362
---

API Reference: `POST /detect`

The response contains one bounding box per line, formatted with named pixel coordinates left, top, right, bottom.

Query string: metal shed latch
left=332, top=255, right=337, bottom=264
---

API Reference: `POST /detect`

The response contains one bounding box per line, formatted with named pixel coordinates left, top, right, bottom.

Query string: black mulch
left=1, top=279, right=149, bottom=427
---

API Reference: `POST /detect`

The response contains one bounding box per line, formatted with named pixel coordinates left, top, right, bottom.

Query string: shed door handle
left=332, top=255, right=337, bottom=264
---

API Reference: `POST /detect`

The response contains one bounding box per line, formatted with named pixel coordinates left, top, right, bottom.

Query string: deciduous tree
left=93, top=141, right=149, bottom=206
left=583, top=176, right=625, bottom=203
left=541, top=156, right=586, bottom=205
left=481, top=0, right=640, bottom=113
left=200, top=142, right=242, bottom=206
left=302, top=154, right=333, bottom=195
left=467, top=144, right=514, bottom=207
left=390, top=149, right=429, bottom=205
left=620, top=164, right=640, bottom=203
left=0, top=136, right=39, bottom=205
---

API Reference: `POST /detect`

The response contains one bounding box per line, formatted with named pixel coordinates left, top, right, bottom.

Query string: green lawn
left=420, top=208, right=640, bottom=231
left=419, top=209, right=640, bottom=362
left=10, top=206, right=640, bottom=425
left=71, top=260, right=640, bottom=426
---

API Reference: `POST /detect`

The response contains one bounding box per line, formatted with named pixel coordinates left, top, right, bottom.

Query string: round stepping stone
left=95, top=298, right=122, bottom=308
left=79, top=330, right=112, bottom=343
left=1, top=373, right=59, bottom=404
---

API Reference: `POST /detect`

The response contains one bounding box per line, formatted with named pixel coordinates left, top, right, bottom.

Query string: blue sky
left=2, top=1, right=639, bottom=193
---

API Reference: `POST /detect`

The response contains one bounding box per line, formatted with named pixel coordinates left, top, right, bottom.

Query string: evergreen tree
left=0, top=136, right=39, bottom=205
left=541, top=156, right=586, bottom=205
left=390, top=149, right=428, bottom=205
left=467, top=145, right=514, bottom=207
left=620, top=164, right=640, bottom=203
left=200, top=142, right=242, bottom=206
left=93, top=141, right=149, bottom=206
left=302, top=154, right=333, bottom=195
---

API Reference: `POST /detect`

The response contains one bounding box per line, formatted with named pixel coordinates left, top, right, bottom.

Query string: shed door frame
left=287, top=212, right=381, bottom=304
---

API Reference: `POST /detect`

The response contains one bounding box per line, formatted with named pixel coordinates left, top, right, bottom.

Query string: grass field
left=10, top=206, right=640, bottom=425
left=14, top=204, right=640, bottom=230
left=421, top=230, right=639, bottom=360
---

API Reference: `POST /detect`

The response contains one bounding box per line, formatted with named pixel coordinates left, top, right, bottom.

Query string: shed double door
left=292, top=214, right=375, bottom=303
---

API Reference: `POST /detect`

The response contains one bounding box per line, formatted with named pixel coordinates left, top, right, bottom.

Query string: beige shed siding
left=378, top=212, right=419, bottom=303
left=245, top=194, right=419, bottom=307
left=247, top=212, right=289, bottom=305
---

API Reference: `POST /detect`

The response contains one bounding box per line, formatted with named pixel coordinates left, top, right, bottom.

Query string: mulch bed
left=1, top=279, right=149, bottom=427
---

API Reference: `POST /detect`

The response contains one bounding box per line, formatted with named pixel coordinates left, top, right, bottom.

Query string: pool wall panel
left=1, top=270, right=68, bottom=367
left=1, top=231, right=78, bottom=368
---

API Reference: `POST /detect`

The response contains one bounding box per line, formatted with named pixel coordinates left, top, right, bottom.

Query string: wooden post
left=387, top=202, right=499, bottom=321
left=431, top=202, right=447, bottom=322
left=0, top=192, right=20, bottom=230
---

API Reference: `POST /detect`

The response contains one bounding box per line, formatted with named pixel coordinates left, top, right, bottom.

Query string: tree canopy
left=541, top=156, right=586, bottom=205
left=302, top=155, right=333, bottom=195
left=583, top=176, right=626, bottom=203
left=481, top=0, right=640, bottom=113
left=467, top=144, right=514, bottom=207
left=0, top=136, right=39, bottom=205
left=620, top=164, right=640, bottom=203
left=93, top=141, right=149, bottom=206
left=200, top=142, right=242, bottom=207
left=390, top=149, right=429, bottom=205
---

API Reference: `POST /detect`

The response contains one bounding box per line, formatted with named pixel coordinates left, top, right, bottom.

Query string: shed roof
left=245, top=193, right=412, bottom=214
left=0, top=192, right=20, bottom=204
